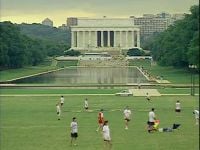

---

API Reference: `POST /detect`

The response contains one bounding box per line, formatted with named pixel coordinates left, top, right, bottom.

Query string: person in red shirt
left=96, top=109, right=104, bottom=132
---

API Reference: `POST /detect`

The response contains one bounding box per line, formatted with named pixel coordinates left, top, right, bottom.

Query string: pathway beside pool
left=129, top=89, right=161, bottom=96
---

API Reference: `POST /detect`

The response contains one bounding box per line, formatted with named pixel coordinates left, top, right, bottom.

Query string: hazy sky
left=1, top=0, right=199, bottom=26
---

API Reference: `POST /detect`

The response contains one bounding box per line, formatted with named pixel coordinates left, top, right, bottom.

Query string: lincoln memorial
left=70, top=18, right=140, bottom=52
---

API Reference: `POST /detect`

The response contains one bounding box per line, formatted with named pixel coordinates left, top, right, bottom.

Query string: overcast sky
left=1, top=0, right=199, bottom=26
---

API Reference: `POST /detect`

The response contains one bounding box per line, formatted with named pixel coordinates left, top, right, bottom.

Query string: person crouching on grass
left=56, top=102, right=61, bottom=120
left=70, top=117, right=78, bottom=146
left=102, top=120, right=112, bottom=149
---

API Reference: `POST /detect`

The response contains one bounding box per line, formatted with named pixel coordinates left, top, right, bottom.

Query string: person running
left=60, top=96, right=65, bottom=107
left=56, top=102, right=61, bottom=120
left=123, top=106, right=132, bottom=130
left=193, top=109, right=199, bottom=125
left=70, top=117, right=78, bottom=146
left=175, top=100, right=181, bottom=113
left=84, top=98, right=89, bottom=111
left=102, top=120, right=112, bottom=149
left=96, top=109, right=104, bottom=132
left=147, top=108, right=156, bottom=133
left=146, top=92, right=151, bottom=102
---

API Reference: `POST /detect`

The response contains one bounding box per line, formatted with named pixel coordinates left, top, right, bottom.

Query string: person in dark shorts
left=175, top=100, right=181, bottom=112
left=147, top=108, right=156, bottom=133
left=84, top=98, right=89, bottom=111
left=70, top=117, right=78, bottom=146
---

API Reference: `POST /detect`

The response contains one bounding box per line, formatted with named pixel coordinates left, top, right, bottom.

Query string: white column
left=94, top=31, right=97, bottom=47
left=120, top=31, right=122, bottom=47
left=126, top=31, right=128, bottom=48
left=131, top=31, right=134, bottom=47
left=107, top=31, right=110, bottom=47
left=89, top=31, right=91, bottom=48
left=83, top=31, right=85, bottom=48
left=114, top=31, right=117, bottom=47
left=71, top=31, right=74, bottom=48
left=77, top=31, right=79, bottom=48
left=101, top=31, right=103, bottom=47
left=137, top=30, right=140, bottom=47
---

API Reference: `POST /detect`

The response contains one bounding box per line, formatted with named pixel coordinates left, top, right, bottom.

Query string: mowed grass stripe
left=0, top=95, right=199, bottom=150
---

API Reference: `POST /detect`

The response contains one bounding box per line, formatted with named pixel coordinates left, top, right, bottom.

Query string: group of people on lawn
left=56, top=96, right=199, bottom=148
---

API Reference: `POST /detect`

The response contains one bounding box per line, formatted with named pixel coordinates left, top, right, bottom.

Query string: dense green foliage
left=127, top=48, right=145, bottom=56
left=148, top=5, right=199, bottom=68
left=0, top=22, right=70, bottom=70
left=19, top=23, right=71, bottom=45
left=64, top=49, right=81, bottom=56
left=0, top=22, right=46, bottom=69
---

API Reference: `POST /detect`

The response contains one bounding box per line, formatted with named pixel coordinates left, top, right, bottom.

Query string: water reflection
left=12, top=67, right=148, bottom=84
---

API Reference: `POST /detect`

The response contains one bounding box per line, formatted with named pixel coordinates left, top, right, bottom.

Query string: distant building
left=67, top=17, right=78, bottom=27
left=131, top=12, right=185, bottom=39
left=70, top=17, right=140, bottom=52
left=42, top=18, right=53, bottom=27
left=58, top=24, right=69, bottom=30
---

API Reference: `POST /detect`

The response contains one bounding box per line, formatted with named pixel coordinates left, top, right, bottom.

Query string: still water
left=12, top=67, right=148, bottom=85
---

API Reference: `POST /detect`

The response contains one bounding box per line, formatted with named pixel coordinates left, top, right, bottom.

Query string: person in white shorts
left=123, top=106, right=132, bottom=129
left=56, top=102, right=61, bottom=120
left=60, top=96, right=65, bottom=107
left=193, top=109, right=199, bottom=125
left=102, top=120, right=112, bottom=149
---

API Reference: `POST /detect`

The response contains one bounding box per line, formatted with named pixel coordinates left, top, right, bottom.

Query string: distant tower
left=42, top=18, right=53, bottom=27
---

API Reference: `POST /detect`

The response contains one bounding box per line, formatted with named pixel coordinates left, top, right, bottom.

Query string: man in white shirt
left=70, top=117, right=78, bottom=146
left=56, top=103, right=61, bottom=120
left=193, top=109, right=199, bottom=125
left=147, top=108, right=156, bottom=133
left=84, top=98, right=89, bottom=111
left=123, top=106, right=132, bottom=129
left=60, top=96, right=64, bottom=107
left=102, top=120, right=112, bottom=149
left=175, top=100, right=181, bottom=112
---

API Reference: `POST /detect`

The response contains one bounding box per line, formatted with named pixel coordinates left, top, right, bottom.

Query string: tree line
left=147, top=5, right=199, bottom=68
left=0, top=22, right=70, bottom=70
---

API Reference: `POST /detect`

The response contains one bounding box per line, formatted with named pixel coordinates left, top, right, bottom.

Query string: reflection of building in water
left=69, top=17, right=140, bottom=52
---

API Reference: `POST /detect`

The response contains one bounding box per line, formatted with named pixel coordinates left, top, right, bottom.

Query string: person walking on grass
left=102, top=120, right=112, bottom=149
left=175, top=100, right=181, bottom=113
left=123, top=106, right=132, bottom=130
left=84, top=98, right=89, bottom=111
left=147, top=108, right=156, bottom=133
left=193, top=109, right=199, bottom=125
left=70, top=117, right=78, bottom=146
left=146, top=92, right=151, bottom=102
left=56, top=102, right=61, bottom=120
left=96, top=109, right=104, bottom=132
left=60, top=96, right=65, bottom=107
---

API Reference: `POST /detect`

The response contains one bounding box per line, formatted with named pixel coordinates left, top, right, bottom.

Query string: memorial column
left=107, top=31, right=110, bottom=47
left=101, top=31, right=103, bottom=47
left=137, top=30, right=140, bottom=47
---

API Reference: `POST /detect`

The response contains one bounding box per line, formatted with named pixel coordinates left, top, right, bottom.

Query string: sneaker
left=125, top=127, right=128, bottom=130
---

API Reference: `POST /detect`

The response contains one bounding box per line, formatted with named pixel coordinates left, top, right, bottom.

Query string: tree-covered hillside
left=0, top=22, right=70, bottom=70
left=148, top=5, right=199, bottom=68
left=18, top=23, right=71, bottom=45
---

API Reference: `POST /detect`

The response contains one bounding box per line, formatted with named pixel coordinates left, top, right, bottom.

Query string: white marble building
left=70, top=18, right=140, bottom=51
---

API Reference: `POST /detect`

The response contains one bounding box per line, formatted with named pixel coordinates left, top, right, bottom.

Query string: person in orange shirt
left=96, top=109, right=104, bottom=132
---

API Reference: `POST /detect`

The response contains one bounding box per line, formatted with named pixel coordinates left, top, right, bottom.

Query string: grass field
left=0, top=95, right=199, bottom=150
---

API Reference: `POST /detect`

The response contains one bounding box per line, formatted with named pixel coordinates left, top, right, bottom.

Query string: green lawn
left=129, top=59, right=199, bottom=84
left=0, top=60, right=58, bottom=82
left=0, top=95, right=199, bottom=150
left=0, top=88, right=199, bottom=95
